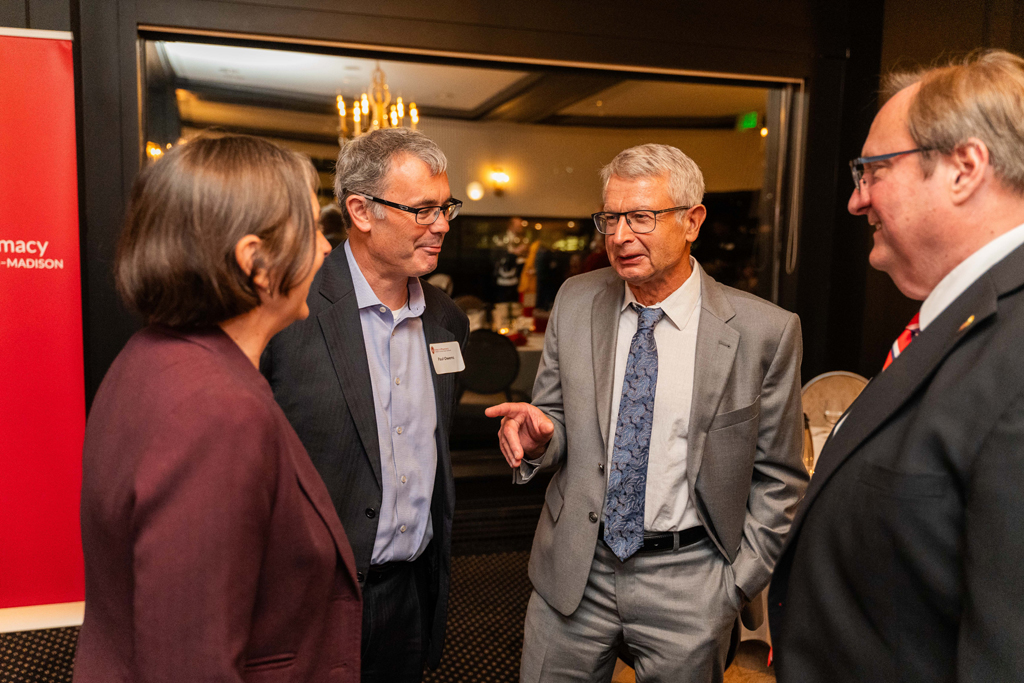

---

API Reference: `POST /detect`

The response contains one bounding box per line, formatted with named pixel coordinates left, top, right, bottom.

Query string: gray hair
left=600, top=143, right=705, bottom=207
left=881, top=49, right=1024, bottom=193
left=334, top=128, right=448, bottom=226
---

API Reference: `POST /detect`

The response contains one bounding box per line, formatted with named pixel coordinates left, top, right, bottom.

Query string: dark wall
left=853, top=0, right=1024, bottom=373
left=0, top=0, right=70, bottom=30
left=11, top=0, right=894, bottom=402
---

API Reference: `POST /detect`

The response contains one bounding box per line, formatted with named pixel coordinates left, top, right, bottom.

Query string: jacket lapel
left=788, top=270, right=1002, bottom=540
left=686, top=265, right=739, bottom=490
left=592, top=277, right=624, bottom=455
left=291, top=446, right=361, bottom=589
left=316, top=251, right=383, bottom=488
left=421, top=310, right=458, bottom=433
left=421, top=304, right=459, bottom=523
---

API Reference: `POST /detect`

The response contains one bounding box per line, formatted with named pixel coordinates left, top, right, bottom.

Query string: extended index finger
left=485, top=402, right=522, bottom=419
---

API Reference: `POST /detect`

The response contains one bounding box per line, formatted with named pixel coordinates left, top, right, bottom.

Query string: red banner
left=0, top=30, right=85, bottom=609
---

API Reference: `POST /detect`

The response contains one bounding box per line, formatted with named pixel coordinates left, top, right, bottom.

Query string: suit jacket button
left=598, top=463, right=605, bottom=473
left=589, top=511, right=599, bottom=523
left=357, top=571, right=365, bottom=582
left=365, top=508, right=376, bottom=519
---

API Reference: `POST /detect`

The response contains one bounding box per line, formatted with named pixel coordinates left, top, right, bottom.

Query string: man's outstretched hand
left=484, top=402, right=555, bottom=468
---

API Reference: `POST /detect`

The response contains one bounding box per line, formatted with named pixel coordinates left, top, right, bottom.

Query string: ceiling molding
left=482, top=72, right=622, bottom=123
left=541, top=114, right=738, bottom=129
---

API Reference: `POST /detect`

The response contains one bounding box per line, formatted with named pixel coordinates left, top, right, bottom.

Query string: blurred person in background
left=74, top=134, right=359, bottom=682
left=262, top=128, right=468, bottom=683
left=320, top=202, right=347, bottom=248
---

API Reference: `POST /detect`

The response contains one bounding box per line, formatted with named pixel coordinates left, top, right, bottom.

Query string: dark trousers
left=360, top=551, right=431, bottom=683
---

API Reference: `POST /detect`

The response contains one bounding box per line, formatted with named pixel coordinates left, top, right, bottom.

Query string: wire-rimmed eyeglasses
left=591, top=206, right=692, bottom=235
left=346, top=189, right=463, bottom=225
left=849, top=148, right=933, bottom=190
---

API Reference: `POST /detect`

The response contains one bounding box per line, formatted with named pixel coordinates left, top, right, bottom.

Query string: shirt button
left=401, top=475, right=407, bottom=484
left=589, top=511, right=599, bottom=523
left=365, top=508, right=376, bottom=519
left=357, top=571, right=365, bottom=582
left=379, top=306, right=386, bottom=313
left=396, top=426, right=403, bottom=435
left=395, top=377, right=401, bottom=385
left=400, top=524, right=407, bottom=533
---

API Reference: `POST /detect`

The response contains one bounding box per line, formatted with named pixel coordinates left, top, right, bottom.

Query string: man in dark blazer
left=770, top=50, right=1024, bottom=682
left=262, top=129, right=468, bottom=683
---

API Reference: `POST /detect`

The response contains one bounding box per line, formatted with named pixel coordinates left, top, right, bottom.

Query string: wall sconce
left=145, top=141, right=164, bottom=161
left=466, top=181, right=484, bottom=201
left=490, top=169, right=510, bottom=197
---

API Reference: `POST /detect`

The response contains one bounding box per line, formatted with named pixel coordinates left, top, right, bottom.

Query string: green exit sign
left=736, top=111, right=759, bottom=130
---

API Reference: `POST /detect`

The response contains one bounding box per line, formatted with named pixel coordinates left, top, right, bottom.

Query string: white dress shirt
left=919, top=221, right=1024, bottom=330
left=607, top=257, right=703, bottom=532
left=833, top=222, right=1024, bottom=436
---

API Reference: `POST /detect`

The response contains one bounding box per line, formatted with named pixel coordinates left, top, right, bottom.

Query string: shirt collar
left=343, top=239, right=425, bottom=316
left=621, top=256, right=702, bottom=329
left=919, top=221, right=1024, bottom=330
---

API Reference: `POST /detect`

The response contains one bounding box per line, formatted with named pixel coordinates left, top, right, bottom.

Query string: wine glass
left=823, top=399, right=844, bottom=432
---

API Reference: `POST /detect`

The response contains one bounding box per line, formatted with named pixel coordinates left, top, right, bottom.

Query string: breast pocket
left=709, top=396, right=760, bottom=432
left=856, top=463, right=949, bottom=499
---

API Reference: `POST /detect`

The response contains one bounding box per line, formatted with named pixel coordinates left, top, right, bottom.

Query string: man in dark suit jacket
left=262, top=129, right=468, bottom=683
left=770, top=50, right=1024, bottom=683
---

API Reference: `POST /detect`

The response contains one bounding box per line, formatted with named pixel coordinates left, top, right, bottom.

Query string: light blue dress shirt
left=344, top=241, right=437, bottom=564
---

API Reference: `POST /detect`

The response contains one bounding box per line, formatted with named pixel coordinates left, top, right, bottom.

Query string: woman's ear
left=233, top=234, right=269, bottom=290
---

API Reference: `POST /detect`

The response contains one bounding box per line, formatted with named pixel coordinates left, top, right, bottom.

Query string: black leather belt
left=598, top=523, right=707, bottom=553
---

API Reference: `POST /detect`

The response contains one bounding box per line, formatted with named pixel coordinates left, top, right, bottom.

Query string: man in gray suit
left=487, top=144, right=808, bottom=682
left=262, top=129, right=468, bottom=683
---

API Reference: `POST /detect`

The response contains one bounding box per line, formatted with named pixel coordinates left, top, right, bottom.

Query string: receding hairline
left=882, top=70, right=924, bottom=103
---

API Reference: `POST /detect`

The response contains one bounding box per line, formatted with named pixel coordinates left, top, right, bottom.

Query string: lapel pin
left=958, top=315, right=975, bottom=332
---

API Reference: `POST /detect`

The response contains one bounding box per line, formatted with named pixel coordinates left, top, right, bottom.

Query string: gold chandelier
left=336, top=62, right=418, bottom=143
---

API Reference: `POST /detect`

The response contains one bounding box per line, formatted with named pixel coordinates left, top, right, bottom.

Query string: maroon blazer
left=74, top=326, right=361, bottom=683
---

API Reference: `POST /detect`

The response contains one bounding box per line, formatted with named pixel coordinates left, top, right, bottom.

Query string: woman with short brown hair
left=74, top=133, right=360, bottom=682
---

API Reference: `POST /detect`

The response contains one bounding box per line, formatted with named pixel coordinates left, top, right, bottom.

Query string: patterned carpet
left=0, top=626, right=77, bottom=683
left=424, top=552, right=533, bottom=682
left=0, top=550, right=772, bottom=683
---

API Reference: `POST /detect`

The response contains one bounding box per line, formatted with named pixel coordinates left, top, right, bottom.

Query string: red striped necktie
left=882, top=312, right=921, bottom=371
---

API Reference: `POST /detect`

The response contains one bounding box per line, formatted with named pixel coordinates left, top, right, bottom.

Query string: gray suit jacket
left=261, top=247, right=469, bottom=667
left=516, top=264, right=808, bottom=616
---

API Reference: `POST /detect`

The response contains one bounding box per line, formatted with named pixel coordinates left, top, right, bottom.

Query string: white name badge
left=430, top=341, right=466, bottom=374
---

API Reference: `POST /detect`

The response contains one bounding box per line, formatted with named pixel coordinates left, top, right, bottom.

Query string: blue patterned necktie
left=603, top=303, right=665, bottom=561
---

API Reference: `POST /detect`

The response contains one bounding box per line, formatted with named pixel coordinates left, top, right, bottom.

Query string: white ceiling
left=558, top=81, right=769, bottom=119
left=160, top=42, right=530, bottom=111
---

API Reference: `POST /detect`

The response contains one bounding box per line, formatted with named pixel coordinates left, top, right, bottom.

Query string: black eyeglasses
left=346, top=189, right=463, bottom=225
left=849, top=148, right=933, bottom=190
left=591, top=206, right=691, bottom=235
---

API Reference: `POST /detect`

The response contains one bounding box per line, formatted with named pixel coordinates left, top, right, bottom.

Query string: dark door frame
left=73, top=0, right=884, bottom=405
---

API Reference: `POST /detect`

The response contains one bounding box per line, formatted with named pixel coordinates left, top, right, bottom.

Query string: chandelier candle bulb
left=337, top=95, right=348, bottom=137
